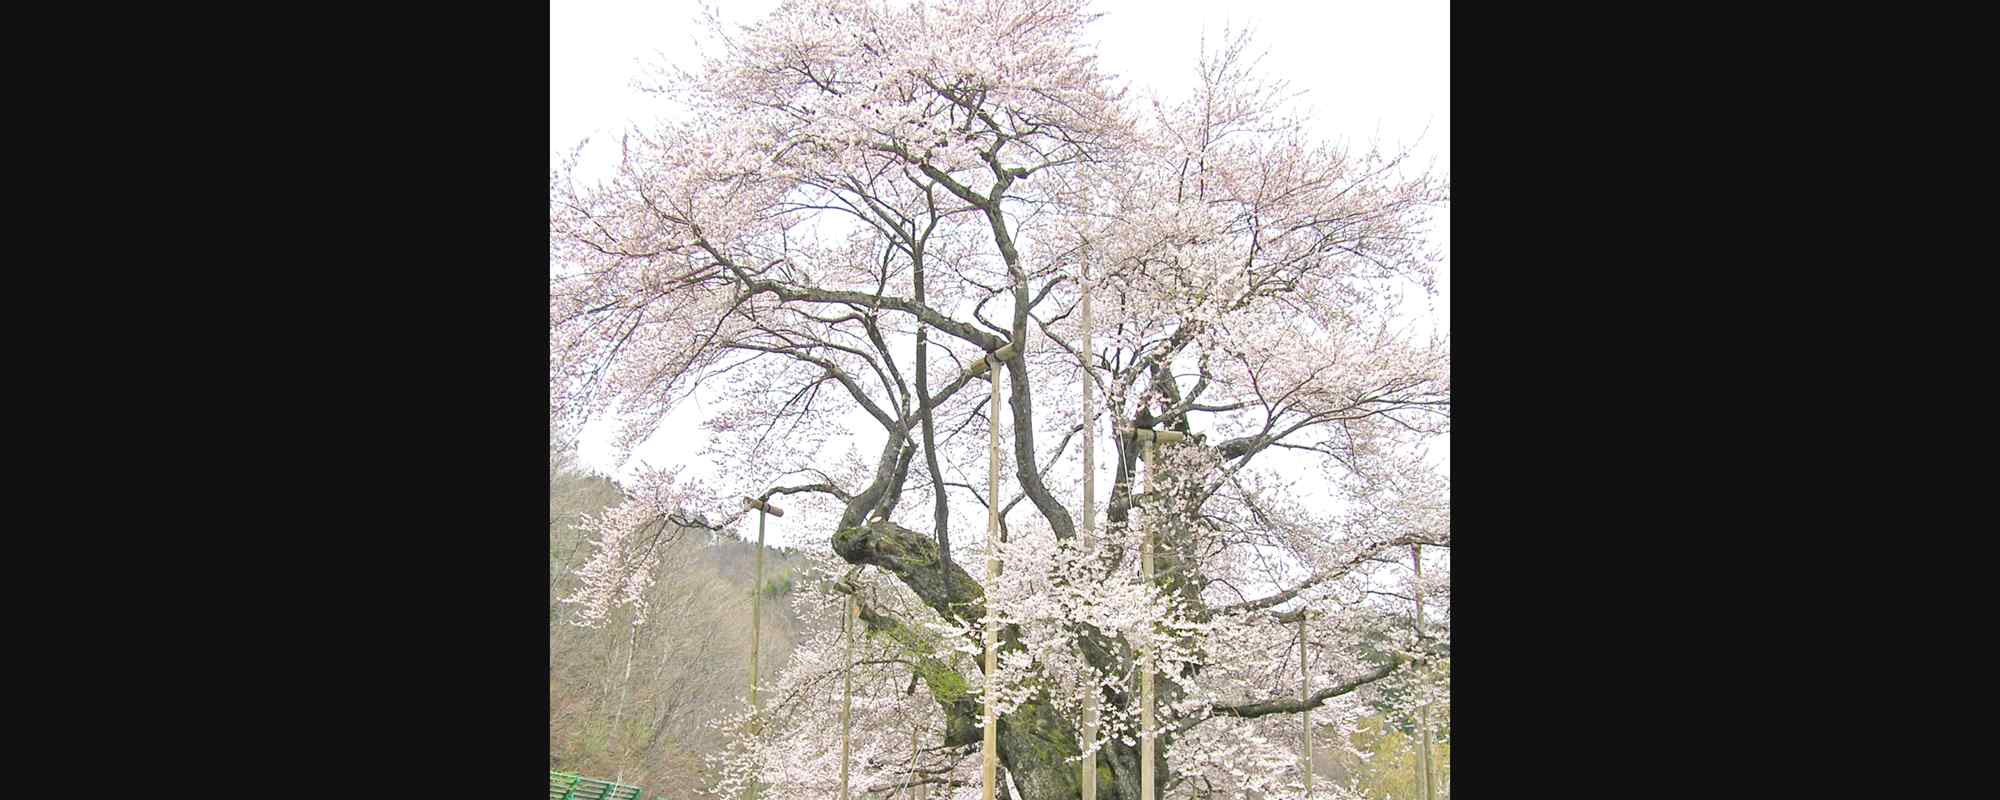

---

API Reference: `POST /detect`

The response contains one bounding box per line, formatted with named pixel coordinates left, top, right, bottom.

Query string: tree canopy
left=551, top=1, right=1449, bottom=797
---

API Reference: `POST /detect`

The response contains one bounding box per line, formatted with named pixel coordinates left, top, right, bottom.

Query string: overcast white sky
left=552, top=0, right=1450, bottom=543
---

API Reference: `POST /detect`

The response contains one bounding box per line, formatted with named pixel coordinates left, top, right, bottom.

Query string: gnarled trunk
left=834, top=519, right=1163, bottom=799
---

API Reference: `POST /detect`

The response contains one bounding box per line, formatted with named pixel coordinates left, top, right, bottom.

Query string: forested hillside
left=550, top=454, right=817, bottom=790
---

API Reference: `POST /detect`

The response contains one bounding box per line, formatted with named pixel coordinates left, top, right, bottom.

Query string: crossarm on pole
left=1118, top=426, right=1191, bottom=446
left=742, top=496, right=787, bottom=516
left=962, top=343, right=1019, bottom=380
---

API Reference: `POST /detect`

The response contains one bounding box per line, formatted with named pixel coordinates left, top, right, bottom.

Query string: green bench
left=549, top=771, right=645, bottom=800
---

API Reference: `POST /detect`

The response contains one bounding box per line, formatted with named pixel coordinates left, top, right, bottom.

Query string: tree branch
left=1205, top=659, right=1404, bottom=721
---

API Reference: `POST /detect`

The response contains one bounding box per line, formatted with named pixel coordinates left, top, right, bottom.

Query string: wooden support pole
left=982, top=362, right=1002, bottom=800
left=1302, top=612, right=1312, bottom=795
left=840, top=595, right=856, bottom=800
left=737, top=496, right=786, bottom=800
left=1117, top=425, right=1188, bottom=800
left=1414, top=543, right=1436, bottom=800
left=1079, top=259, right=1098, bottom=800
left=1139, top=436, right=1157, bottom=800
left=741, top=498, right=784, bottom=714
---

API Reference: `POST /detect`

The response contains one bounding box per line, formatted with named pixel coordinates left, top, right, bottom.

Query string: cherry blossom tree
left=551, top=1, right=1449, bottom=797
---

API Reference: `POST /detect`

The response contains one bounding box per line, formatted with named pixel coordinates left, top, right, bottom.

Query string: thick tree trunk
left=834, top=518, right=1157, bottom=799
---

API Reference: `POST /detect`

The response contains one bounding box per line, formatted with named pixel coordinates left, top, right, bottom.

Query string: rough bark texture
left=834, top=519, right=1150, bottom=798
left=830, top=506, right=1407, bottom=797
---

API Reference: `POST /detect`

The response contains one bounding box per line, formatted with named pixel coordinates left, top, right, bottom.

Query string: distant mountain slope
left=549, top=461, right=808, bottom=792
